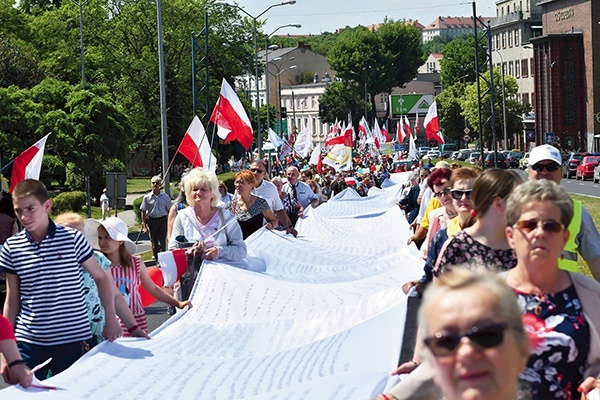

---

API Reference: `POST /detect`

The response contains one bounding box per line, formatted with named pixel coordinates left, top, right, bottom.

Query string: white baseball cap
left=528, top=144, right=562, bottom=166
left=84, top=217, right=137, bottom=255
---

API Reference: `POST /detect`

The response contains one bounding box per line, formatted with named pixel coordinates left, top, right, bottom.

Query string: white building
left=280, top=82, right=331, bottom=144
left=422, top=16, right=480, bottom=43
left=490, top=0, right=542, bottom=113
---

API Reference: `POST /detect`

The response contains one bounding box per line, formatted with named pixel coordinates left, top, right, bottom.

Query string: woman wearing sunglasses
left=420, top=268, right=530, bottom=400
left=433, top=169, right=522, bottom=276
left=503, top=179, right=600, bottom=398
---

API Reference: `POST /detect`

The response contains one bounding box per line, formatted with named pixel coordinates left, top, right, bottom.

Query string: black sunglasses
left=531, top=163, right=560, bottom=172
left=450, top=189, right=472, bottom=200
left=424, top=322, right=509, bottom=357
left=250, top=168, right=265, bottom=173
left=513, top=219, right=564, bottom=234
left=434, top=188, right=451, bottom=198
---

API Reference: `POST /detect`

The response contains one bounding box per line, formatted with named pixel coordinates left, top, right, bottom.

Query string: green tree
left=319, top=81, right=368, bottom=127
left=422, top=35, right=451, bottom=56
left=327, top=20, right=424, bottom=123
left=462, top=67, right=530, bottom=148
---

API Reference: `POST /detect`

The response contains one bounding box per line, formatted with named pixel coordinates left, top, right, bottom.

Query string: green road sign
left=274, top=120, right=288, bottom=135
left=390, top=94, right=434, bottom=117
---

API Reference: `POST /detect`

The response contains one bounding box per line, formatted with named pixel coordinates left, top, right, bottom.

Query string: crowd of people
left=1, top=143, right=600, bottom=399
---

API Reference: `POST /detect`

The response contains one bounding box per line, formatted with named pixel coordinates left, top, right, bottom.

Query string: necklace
left=530, top=293, right=547, bottom=316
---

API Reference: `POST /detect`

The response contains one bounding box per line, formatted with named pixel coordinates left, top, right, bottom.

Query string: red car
left=576, top=156, right=600, bottom=180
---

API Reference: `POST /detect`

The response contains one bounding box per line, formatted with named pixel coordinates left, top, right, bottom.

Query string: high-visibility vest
left=559, top=198, right=582, bottom=272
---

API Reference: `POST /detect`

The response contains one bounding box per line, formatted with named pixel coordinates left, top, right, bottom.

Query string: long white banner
left=2, top=185, right=423, bottom=399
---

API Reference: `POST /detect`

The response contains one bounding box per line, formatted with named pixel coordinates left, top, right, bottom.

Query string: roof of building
left=424, top=16, right=477, bottom=30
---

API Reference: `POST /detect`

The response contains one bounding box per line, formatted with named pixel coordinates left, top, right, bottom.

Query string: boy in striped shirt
left=0, top=179, right=122, bottom=379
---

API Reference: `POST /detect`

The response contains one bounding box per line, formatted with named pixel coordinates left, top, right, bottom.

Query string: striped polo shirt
left=0, top=219, right=93, bottom=345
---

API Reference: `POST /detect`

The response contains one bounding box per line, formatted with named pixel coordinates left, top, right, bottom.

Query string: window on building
left=495, top=34, right=500, bottom=50
left=502, top=32, right=506, bottom=48
left=508, top=61, right=514, bottom=76
left=502, top=62, right=507, bottom=76
left=514, top=29, right=520, bottom=46
left=515, top=60, right=520, bottom=78
left=530, top=58, right=535, bottom=77
left=311, top=96, right=315, bottom=107
left=521, top=59, right=529, bottom=77
left=508, top=31, right=513, bottom=47
left=522, top=93, right=530, bottom=105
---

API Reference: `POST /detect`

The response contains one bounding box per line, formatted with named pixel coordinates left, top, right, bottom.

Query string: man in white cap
left=528, top=144, right=600, bottom=279
left=140, top=176, right=172, bottom=260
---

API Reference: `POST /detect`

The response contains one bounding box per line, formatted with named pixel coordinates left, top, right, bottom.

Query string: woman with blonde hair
left=168, top=168, right=246, bottom=262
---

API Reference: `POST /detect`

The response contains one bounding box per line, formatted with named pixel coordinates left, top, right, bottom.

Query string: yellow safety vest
left=558, top=198, right=582, bottom=272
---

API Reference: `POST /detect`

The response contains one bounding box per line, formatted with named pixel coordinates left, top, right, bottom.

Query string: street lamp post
left=215, top=1, right=297, bottom=159
left=493, top=50, right=508, bottom=150
left=265, top=24, right=301, bottom=135
left=275, top=65, right=297, bottom=136
left=525, top=44, right=553, bottom=144
left=71, top=0, right=89, bottom=89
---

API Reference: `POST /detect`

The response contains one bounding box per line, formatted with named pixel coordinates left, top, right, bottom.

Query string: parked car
left=483, top=152, right=509, bottom=169
left=506, top=151, right=523, bottom=168
left=468, top=152, right=481, bottom=165
left=451, top=151, right=460, bottom=160
left=593, top=163, right=600, bottom=183
left=576, top=156, right=600, bottom=180
left=417, top=146, right=431, bottom=158
left=519, top=152, right=530, bottom=169
left=562, top=152, right=588, bottom=179
left=426, top=149, right=441, bottom=159
left=456, top=149, right=471, bottom=161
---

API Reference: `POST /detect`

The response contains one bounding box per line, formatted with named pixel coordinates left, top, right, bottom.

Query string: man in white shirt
left=250, top=161, right=297, bottom=236
left=282, top=166, right=319, bottom=224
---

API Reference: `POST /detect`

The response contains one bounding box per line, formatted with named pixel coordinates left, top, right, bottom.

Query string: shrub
left=51, top=191, right=87, bottom=215
left=133, top=196, right=144, bottom=224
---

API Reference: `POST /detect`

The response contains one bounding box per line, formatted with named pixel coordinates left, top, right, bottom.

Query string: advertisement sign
left=389, top=94, right=434, bottom=117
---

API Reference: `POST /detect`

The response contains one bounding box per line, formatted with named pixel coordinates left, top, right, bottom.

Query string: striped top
left=109, top=255, right=148, bottom=335
left=0, top=220, right=93, bottom=345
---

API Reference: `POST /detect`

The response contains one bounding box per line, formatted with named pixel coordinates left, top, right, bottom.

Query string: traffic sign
left=526, top=130, right=535, bottom=139
left=463, top=127, right=470, bottom=134
left=544, top=132, right=555, bottom=144
left=463, top=135, right=470, bottom=142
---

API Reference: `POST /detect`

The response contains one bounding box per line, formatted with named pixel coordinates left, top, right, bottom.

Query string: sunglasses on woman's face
left=450, top=189, right=472, bottom=200
left=513, top=219, right=564, bottom=234
left=424, top=322, right=509, bottom=357
left=433, top=188, right=451, bottom=198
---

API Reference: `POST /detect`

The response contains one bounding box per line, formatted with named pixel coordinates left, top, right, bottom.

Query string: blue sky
left=231, top=0, right=497, bottom=35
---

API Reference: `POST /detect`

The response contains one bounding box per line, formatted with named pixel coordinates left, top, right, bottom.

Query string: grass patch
left=572, top=194, right=600, bottom=278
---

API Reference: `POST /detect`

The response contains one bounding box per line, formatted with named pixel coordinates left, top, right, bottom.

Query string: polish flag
left=403, top=115, right=412, bottom=138
left=309, top=142, right=322, bottom=173
left=9, top=133, right=51, bottom=193
left=397, top=120, right=405, bottom=142
left=157, top=249, right=188, bottom=286
left=177, top=116, right=216, bottom=170
left=424, top=101, right=444, bottom=144
left=381, top=122, right=391, bottom=143
left=326, top=125, right=354, bottom=148
left=210, top=78, right=254, bottom=150
left=414, top=113, right=419, bottom=139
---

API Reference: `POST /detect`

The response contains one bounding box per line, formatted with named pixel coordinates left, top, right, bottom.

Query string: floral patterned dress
left=434, top=230, right=516, bottom=276
left=516, top=285, right=590, bottom=399
left=225, top=196, right=270, bottom=239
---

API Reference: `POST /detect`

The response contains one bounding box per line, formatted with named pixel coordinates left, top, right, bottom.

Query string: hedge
left=51, top=191, right=87, bottom=215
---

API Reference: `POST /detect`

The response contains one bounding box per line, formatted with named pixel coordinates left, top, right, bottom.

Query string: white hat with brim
left=528, top=144, right=562, bottom=167
left=84, top=217, right=137, bottom=255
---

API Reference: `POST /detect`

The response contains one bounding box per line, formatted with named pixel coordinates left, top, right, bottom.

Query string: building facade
left=531, top=0, right=600, bottom=151
left=422, top=16, right=482, bottom=42
left=280, top=82, right=331, bottom=144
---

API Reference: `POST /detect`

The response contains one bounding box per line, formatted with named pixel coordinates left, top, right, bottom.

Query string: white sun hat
left=84, top=217, right=137, bottom=255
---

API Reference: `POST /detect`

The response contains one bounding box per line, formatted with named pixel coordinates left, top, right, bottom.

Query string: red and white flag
left=403, top=115, right=412, bottom=139
left=326, top=124, right=354, bottom=148
left=157, top=249, right=188, bottom=286
left=372, top=119, right=385, bottom=149
left=381, top=122, right=391, bottom=143
left=414, top=113, right=419, bottom=139
left=177, top=116, right=215, bottom=170
left=424, top=101, right=444, bottom=144
left=309, top=142, right=322, bottom=173
left=9, top=133, right=51, bottom=193
left=397, top=120, right=405, bottom=142
left=280, top=139, right=292, bottom=158
left=210, top=78, right=254, bottom=150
